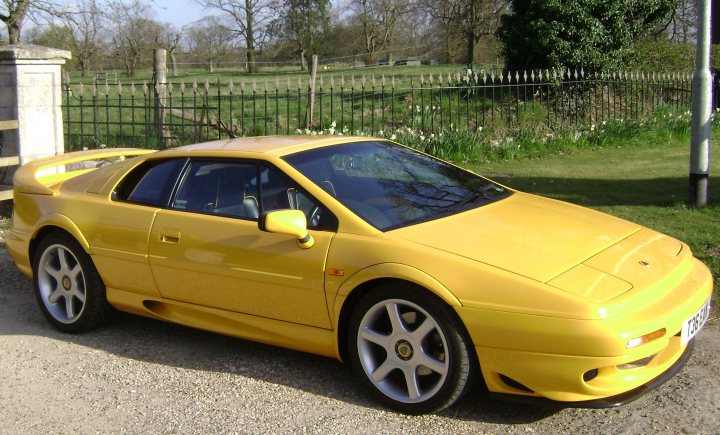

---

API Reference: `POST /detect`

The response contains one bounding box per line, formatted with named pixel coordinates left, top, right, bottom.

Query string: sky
left=51, top=0, right=209, bottom=27
left=150, top=0, right=208, bottom=27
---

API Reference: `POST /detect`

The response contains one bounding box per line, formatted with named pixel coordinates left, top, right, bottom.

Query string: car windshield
left=283, top=141, right=511, bottom=231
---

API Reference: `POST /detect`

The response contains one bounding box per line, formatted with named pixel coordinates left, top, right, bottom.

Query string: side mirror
left=259, top=209, right=315, bottom=249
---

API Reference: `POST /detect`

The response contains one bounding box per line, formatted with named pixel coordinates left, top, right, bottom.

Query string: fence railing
left=0, top=119, right=20, bottom=201
left=61, top=69, right=695, bottom=151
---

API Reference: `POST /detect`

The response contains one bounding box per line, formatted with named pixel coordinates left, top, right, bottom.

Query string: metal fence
left=61, top=69, right=694, bottom=151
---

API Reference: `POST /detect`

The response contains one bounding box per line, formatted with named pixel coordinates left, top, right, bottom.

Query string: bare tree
left=106, top=0, right=162, bottom=77
left=347, top=0, right=417, bottom=65
left=667, top=0, right=696, bottom=42
left=58, top=0, right=105, bottom=77
left=185, top=16, right=235, bottom=72
left=194, top=0, right=275, bottom=73
left=425, top=0, right=507, bottom=65
left=0, top=0, right=29, bottom=43
left=0, top=0, right=65, bottom=43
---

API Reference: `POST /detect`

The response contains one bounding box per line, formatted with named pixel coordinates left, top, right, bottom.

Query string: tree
left=667, top=0, right=696, bottom=43
left=25, top=23, right=75, bottom=61
left=58, top=0, right=105, bottom=77
left=22, top=1, right=104, bottom=76
left=184, top=16, right=235, bottom=72
left=0, top=0, right=29, bottom=43
left=0, top=0, right=63, bottom=43
left=194, top=0, right=275, bottom=73
left=106, top=0, right=162, bottom=77
left=498, top=0, right=675, bottom=71
left=347, top=0, right=417, bottom=65
left=277, top=0, right=330, bottom=70
left=424, top=0, right=507, bottom=66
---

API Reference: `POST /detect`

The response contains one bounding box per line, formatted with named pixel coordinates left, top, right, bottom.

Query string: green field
left=470, top=133, right=720, bottom=300
left=70, top=64, right=468, bottom=87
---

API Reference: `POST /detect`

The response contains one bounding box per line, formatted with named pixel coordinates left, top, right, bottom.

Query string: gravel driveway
left=0, top=241, right=718, bottom=434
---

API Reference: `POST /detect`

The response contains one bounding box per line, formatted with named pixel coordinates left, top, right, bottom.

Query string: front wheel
left=32, top=232, right=115, bottom=333
left=348, top=283, right=476, bottom=414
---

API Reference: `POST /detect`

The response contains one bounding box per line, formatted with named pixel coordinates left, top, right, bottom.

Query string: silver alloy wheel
left=357, top=298, right=450, bottom=404
left=36, top=244, right=87, bottom=324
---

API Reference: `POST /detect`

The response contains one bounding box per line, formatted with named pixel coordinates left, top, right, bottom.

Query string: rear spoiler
left=13, top=148, right=156, bottom=195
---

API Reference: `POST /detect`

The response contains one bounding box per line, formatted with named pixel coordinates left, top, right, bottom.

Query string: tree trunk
left=245, top=0, right=257, bottom=74
left=466, top=0, right=478, bottom=66
left=7, top=22, right=20, bottom=44
left=80, top=60, right=89, bottom=78
left=246, top=50, right=256, bottom=73
left=466, top=33, right=476, bottom=66
left=4, top=0, right=29, bottom=44
left=126, top=57, right=137, bottom=77
left=299, top=49, right=306, bottom=71
left=170, top=51, right=178, bottom=77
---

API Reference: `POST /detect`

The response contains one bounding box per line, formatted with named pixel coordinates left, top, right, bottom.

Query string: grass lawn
left=468, top=134, right=720, bottom=300
left=71, top=64, right=465, bottom=87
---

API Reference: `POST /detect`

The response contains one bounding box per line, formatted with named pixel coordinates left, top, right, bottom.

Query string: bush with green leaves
left=498, top=0, right=675, bottom=72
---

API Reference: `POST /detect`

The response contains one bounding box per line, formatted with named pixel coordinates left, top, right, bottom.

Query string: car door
left=88, top=158, right=187, bottom=295
left=147, top=159, right=336, bottom=329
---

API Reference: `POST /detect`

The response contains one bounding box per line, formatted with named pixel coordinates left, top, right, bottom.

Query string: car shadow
left=0, top=245, right=558, bottom=423
left=486, top=176, right=720, bottom=207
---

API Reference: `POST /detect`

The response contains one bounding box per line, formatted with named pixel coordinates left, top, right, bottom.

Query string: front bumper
left=455, top=257, right=712, bottom=403
left=489, top=339, right=694, bottom=408
left=474, top=326, right=696, bottom=403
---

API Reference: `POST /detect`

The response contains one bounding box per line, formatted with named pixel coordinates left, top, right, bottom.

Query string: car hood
left=389, top=192, right=641, bottom=284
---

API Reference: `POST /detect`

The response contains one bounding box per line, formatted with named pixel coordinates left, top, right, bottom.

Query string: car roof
left=171, top=135, right=373, bottom=157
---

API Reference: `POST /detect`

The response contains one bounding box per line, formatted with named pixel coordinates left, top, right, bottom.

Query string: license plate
left=681, top=298, right=712, bottom=345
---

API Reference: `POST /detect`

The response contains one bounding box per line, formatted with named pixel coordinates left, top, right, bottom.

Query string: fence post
left=0, top=43, right=71, bottom=186
left=154, top=48, right=168, bottom=149
left=306, top=55, right=318, bottom=129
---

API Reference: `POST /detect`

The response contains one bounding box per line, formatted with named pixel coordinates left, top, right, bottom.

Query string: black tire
left=32, top=232, right=115, bottom=333
left=347, top=282, right=476, bottom=414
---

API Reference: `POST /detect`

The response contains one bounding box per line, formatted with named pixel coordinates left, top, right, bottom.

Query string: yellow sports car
left=5, top=136, right=713, bottom=414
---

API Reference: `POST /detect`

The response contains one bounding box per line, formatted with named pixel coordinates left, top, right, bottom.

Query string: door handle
left=160, top=232, right=181, bottom=244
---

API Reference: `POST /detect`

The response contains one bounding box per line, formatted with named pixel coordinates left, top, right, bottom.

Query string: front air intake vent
left=499, top=374, right=534, bottom=392
left=583, top=369, right=599, bottom=382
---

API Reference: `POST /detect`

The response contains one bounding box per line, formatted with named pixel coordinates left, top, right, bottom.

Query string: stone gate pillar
left=0, top=44, right=71, bottom=169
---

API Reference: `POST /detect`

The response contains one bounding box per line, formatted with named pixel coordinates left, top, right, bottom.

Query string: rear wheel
left=32, top=232, right=115, bottom=333
left=348, top=283, right=476, bottom=414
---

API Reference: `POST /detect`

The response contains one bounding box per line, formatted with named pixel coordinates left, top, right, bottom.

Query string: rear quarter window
left=113, top=159, right=186, bottom=207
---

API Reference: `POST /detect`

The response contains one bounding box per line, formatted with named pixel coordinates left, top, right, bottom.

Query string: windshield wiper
left=452, top=185, right=502, bottom=210
left=452, top=191, right=483, bottom=209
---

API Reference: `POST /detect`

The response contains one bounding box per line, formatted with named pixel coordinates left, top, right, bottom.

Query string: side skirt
left=106, top=287, right=339, bottom=359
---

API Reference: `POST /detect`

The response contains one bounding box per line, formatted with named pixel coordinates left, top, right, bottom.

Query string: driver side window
left=171, top=159, right=337, bottom=231
left=257, top=166, right=337, bottom=231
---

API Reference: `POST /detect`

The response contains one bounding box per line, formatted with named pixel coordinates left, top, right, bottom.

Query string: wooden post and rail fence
left=0, top=119, right=20, bottom=201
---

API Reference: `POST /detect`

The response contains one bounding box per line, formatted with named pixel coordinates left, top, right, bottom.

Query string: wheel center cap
left=61, top=276, right=71, bottom=290
left=395, top=339, right=414, bottom=361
